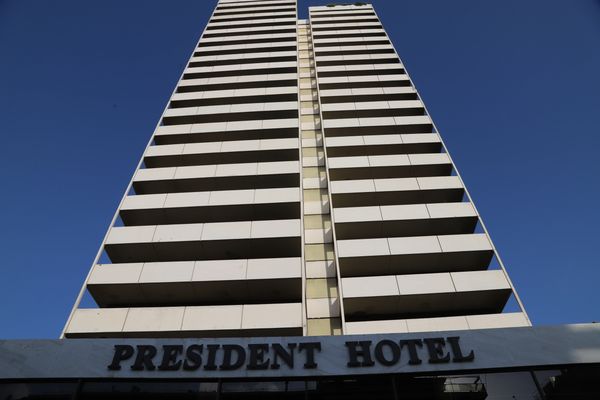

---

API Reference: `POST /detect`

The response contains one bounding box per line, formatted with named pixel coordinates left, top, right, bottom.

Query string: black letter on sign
left=108, top=345, right=134, bottom=370
left=346, top=341, right=375, bottom=367
left=423, top=338, right=450, bottom=364
left=131, top=345, right=157, bottom=371
left=204, top=344, right=220, bottom=370
left=183, top=344, right=203, bottom=371
left=374, top=340, right=401, bottom=366
left=271, top=343, right=296, bottom=369
left=446, top=337, right=475, bottom=362
left=298, top=342, right=321, bottom=369
left=220, top=344, right=246, bottom=370
left=158, top=345, right=184, bottom=371
left=247, top=344, right=270, bottom=370
left=399, top=339, right=423, bottom=365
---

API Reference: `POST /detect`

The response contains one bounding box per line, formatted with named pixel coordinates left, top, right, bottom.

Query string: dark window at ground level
left=1, top=365, right=599, bottom=400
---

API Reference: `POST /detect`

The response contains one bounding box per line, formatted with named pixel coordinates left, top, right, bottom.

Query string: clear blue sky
left=0, top=0, right=599, bottom=339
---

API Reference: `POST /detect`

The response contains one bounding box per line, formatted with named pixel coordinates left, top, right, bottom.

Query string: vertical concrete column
left=298, top=20, right=341, bottom=336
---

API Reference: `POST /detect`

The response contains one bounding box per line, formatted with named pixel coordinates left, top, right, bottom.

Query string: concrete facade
left=62, top=0, right=530, bottom=339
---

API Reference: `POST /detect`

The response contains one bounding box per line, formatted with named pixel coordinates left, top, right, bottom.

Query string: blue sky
left=0, top=0, right=599, bottom=339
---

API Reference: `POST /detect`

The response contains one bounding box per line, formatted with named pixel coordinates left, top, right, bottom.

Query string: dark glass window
left=0, top=382, right=79, bottom=400
left=535, top=366, right=600, bottom=399
left=221, top=380, right=305, bottom=400
left=2, top=365, right=600, bottom=400
left=306, top=376, right=394, bottom=400
left=394, top=372, right=541, bottom=399
left=80, top=381, right=217, bottom=400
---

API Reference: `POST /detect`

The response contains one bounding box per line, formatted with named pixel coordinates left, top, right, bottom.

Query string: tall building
left=62, top=0, right=530, bottom=339
left=2, top=1, right=600, bottom=399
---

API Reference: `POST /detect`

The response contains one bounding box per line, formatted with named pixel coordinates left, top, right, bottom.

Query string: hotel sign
left=1, top=325, right=600, bottom=379
left=107, top=336, right=474, bottom=372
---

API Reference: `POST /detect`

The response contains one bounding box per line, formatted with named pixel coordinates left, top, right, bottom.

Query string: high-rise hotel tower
left=4, top=1, right=600, bottom=398
left=62, top=0, right=531, bottom=339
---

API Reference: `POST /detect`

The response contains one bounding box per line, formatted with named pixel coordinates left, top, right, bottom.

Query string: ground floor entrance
left=2, top=365, right=599, bottom=400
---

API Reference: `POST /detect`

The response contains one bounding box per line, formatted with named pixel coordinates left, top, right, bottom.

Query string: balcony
left=345, top=312, right=529, bottom=334
left=104, top=219, right=301, bottom=263
left=87, top=257, right=301, bottom=307
left=336, top=233, right=494, bottom=277
left=341, top=270, right=512, bottom=321
left=333, top=202, right=478, bottom=239
left=325, top=133, right=441, bottom=157
left=326, top=153, right=452, bottom=180
left=120, top=187, right=300, bottom=225
left=330, top=176, right=465, bottom=208
left=144, top=138, right=299, bottom=168
left=132, top=160, right=300, bottom=194
left=65, top=302, right=303, bottom=338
